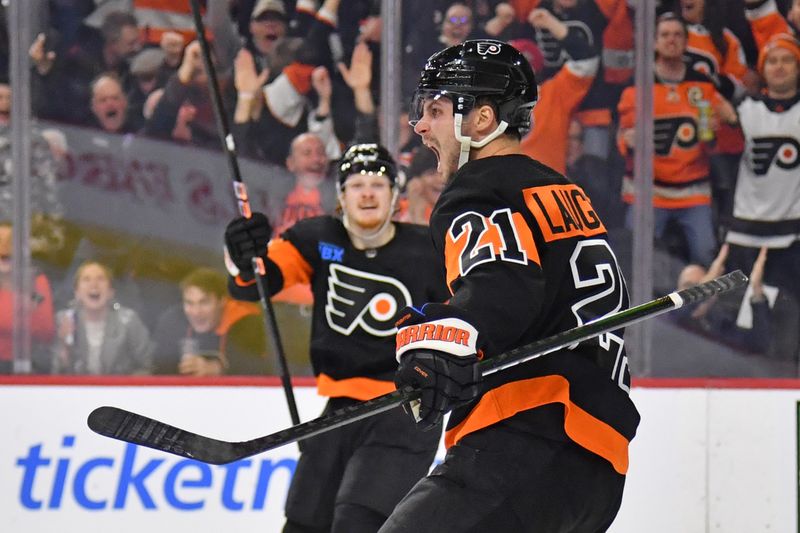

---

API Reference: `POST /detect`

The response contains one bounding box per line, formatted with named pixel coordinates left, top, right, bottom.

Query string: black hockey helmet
left=336, top=143, right=401, bottom=191
left=410, top=39, right=538, bottom=133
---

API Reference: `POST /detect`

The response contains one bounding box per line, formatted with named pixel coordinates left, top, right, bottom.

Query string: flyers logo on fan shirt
left=746, top=136, right=800, bottom=175
left=654, top=116, right=697, bottom=155
left=684, top=49, right=718, bottom=78
left=325, top=264, right=413, bottom=337
left=535, top=20, right=593, bottom=68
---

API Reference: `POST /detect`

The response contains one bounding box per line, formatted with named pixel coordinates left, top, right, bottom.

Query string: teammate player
left=381, top=40, right=640, bottom=532
left=223, top=144, right=448, bottom=533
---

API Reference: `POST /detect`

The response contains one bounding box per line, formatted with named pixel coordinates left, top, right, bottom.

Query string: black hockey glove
left=395, top=303, right=484, bottom=431
left=224, top=212, right=272, bottom=280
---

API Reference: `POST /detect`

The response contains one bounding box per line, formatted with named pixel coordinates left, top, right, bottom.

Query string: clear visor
left=408, top=89, right=476, bottom=127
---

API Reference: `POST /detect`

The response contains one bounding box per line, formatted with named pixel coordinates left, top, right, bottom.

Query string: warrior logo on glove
left=395, top=303, right=485, bottom=431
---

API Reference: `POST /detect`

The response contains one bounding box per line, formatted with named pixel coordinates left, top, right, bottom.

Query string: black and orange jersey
left=230, top=216, right=449, bottom=400
left=532, top=0, right=631, bottom=124
left=685, top=24, right=748, bottom=95
left=685, top=24, right=748, bottom=154
left=521, top=13, right=599, bottom=174
left=617, top=69, right=723, bottom=208
left=428, top=154, right=639, bottom=475
left=521, top=56, right=599, bottom=175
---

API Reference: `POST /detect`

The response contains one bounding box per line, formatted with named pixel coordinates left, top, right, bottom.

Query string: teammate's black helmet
left=337, top=143, right=400, bottom=190
left=410, top=39, right=538, bottom=133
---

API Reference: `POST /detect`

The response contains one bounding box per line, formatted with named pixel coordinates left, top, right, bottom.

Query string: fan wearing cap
left=723, top=2, right=800, bottom=306
left=248, top=0, right=290, bottom=62
left=224, top=144, right=449, bottom=532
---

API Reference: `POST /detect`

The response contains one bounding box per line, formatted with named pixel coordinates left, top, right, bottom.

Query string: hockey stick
left=87, top=270, right=747, bottom=465
left=188, top=0, right=300, bottom=426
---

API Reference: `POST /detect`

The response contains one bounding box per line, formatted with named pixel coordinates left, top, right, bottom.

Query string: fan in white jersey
left=726, top=27, right=800, bottom=308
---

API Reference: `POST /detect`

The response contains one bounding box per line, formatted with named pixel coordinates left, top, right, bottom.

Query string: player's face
left=182, top=286, right=225, bottom=334
left=680, top=0, right=704, bottom=24
left=340, top=174, right=394, bottom=231
left=74, top=263, right=115, bottom=313
left=413, top=96, right=461, bottom=180
left=655, top=20, right=687, bottom=60
left=763, top=48, right=799, bottom=95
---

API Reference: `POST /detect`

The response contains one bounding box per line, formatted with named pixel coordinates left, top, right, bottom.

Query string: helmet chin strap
left=339, top=188, right=399, bottom=249
left=453, top=113, right=509, bottom=169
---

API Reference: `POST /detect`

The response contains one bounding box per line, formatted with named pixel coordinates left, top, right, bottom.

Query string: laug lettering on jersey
left=325, top=264, right=412, bottom=337
left=13, top=435, right=296, bottom=511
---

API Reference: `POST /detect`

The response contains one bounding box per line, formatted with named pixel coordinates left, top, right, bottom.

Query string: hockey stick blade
left=88, top=270, right=746, bottom=464
left=88, top=387, right=420, bottom=465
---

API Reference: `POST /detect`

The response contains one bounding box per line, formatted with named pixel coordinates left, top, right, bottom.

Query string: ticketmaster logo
left=15, top=436, right=296, bottom=511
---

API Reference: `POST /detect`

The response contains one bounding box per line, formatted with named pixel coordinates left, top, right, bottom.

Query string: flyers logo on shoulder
left=325, top=264, right=412, bottom=336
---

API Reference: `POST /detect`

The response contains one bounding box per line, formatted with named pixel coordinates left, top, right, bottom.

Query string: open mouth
left=86, top=291, right=104, bottom=303
left=424, top=142, right=441, bottom=162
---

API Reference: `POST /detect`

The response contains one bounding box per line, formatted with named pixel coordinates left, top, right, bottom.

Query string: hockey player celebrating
left=223, top=143, right=449, bottom=533
left=380, top=40, right=640, bottom=532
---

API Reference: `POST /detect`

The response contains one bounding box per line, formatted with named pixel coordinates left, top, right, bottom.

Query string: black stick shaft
left=88, top=271, right=748, bottom=464
left=188, top=0, right=300, bottom=426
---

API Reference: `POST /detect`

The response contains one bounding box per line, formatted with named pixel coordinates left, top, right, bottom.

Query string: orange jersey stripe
left=267, top=237, right=314, bottom=289
left=574, top=108, right=612, bottom=128
left=316, top=373, right=396, bottom=400
left=622, top=191, right=711, bottom=209
left=523, top=184, right=607, bottom=242
left=444, top=375, right=631, bottom=474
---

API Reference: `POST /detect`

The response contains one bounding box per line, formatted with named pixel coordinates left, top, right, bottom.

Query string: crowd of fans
left=1, top=0, right=800, bottom=376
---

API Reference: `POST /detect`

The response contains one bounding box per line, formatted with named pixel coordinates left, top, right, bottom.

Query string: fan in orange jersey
left=678, top=0, right=752, bottom=221
left=617, top=12, right=737, bottom=266
left=520, top=8, right=598, bottom=176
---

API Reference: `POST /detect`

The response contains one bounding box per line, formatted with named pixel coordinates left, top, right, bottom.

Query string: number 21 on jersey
left=444, top=208, right=541, bottom=288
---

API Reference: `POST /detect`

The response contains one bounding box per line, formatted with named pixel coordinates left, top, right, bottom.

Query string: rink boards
left=0, top=377, right=798, bottom=533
